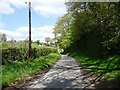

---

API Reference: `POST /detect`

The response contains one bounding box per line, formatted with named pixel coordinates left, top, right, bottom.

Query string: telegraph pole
left=25, top=2, right=32, bottom=61
left=29, top=2, right=32, bottom=61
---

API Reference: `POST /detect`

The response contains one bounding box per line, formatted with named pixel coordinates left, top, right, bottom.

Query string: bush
left=1, top=46, right=58, bottom=64
left=1, top=42, right=9, bottom=48
left=32, top=47, right=58, bottom=58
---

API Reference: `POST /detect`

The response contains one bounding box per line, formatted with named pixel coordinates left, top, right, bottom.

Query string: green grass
left=68, top=52, right=120, bottom=80
left=2, top=53, right=61, bottom=87
left=1, top=41, right=40, bottom=49
left=1, top=41, right=55, bottom=50
left=32, top=43, right=40, bottom=48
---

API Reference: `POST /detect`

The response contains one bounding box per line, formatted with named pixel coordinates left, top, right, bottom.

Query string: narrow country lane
left=24, top=55, right=95, bottom=89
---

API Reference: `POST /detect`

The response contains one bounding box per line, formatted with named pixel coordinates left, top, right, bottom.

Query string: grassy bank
left=2, top=53, right=61, bottom=87
left=68, top=52, right=120, bottom=80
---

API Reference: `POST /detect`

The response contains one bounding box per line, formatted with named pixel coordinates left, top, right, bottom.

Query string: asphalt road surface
left=24, top=55, right=96, bottom=89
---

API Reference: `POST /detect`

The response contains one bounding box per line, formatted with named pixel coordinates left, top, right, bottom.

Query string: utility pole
left=25, top=2, right=32, bottom=61
left=29, top=2, right=32, bottom=61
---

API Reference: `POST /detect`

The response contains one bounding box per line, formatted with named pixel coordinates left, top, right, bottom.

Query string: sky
left=0, top=0, right=67, bottom=42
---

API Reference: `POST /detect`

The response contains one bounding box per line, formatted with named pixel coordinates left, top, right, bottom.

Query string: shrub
left=1, top=42, right=9, bottom=48
left=1, top=46, right=58, bottom=64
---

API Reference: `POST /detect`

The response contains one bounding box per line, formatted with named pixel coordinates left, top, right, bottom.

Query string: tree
left=0, top=33, right=7, bottom=42
left=53, top=13, right=72, bottom=49
left=35, top=40, right=40, bottom=45
left=45, top=37, right=51, bottom=45
left=54, top=2, right=120, bottom=55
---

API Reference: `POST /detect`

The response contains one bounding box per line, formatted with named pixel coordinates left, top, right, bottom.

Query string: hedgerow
left=1, top=46, right=58, bottom=64
left=2, top=53, right=61, bottom=87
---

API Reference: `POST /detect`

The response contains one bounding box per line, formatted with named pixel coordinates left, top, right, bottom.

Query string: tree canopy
left=53, top=2, right=120, bottom=56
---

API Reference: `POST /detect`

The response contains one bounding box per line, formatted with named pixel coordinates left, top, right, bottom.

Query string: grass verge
left=2, top=53, right=61, bottom=87
left=67, top=52, right=120, bottom=80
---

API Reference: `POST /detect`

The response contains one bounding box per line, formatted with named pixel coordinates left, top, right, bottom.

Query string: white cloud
left=30, top=0, right=65, bottom=3
left=0, top=25, right=54, bottom=42
left=7, top=0, right=27, bottom=8
left=0, top=2, right=15, bottom=14
left=33, top=3, right=66, bottom=17
left=0, top=0, right=66, bottom=17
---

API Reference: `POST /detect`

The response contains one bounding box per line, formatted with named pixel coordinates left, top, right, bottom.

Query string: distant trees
left=44, top=37, right=55, bottom=46
left=45, top=37, right=51, bottom=44
left=34, top=40, right=41, bottom=45
left=0, top=33, right=7, bottom=42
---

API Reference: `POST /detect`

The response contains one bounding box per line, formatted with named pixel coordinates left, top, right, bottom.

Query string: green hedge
left=1, top=47, right=58, bottom=64
left=2, top=53, right=61, bottom=87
